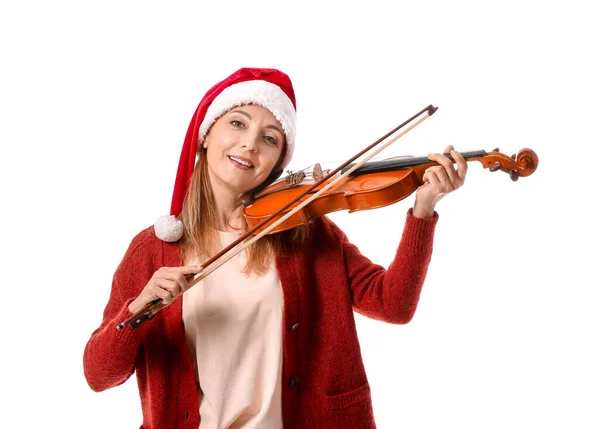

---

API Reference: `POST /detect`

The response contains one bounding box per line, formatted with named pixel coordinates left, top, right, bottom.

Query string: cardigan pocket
left=326, top=382, right=372, bottom=410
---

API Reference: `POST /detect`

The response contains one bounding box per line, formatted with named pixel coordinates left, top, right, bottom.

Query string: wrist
left=412, top=200, right=435, bottom=219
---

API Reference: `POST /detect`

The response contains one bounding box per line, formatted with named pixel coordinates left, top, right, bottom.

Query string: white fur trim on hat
left=154, top=214, right=183, bottom=242
left=198, top=80, right=296, bottom=167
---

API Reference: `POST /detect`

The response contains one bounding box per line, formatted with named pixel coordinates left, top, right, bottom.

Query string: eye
left=263, top=135, right=278, bottom=146
left=230, top=120, right=245, bottom=128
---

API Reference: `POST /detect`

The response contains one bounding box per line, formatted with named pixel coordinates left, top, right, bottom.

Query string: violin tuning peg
left=510, top=170, right=519, bottom=181
left=492, top=147, right=499, bottom=152
left=511, top=153, right=516, bottom=160
left=489, top=162, right=501, bottom=172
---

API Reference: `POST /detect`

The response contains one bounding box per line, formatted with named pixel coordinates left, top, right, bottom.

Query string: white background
left=1, top=1, right=598, bottom=428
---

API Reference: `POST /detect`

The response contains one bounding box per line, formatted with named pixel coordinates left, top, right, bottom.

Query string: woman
left=83, top=67, right=467, bottom=429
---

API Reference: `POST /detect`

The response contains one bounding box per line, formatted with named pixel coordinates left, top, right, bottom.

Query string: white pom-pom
left=154, top=215, right=183, bottom=242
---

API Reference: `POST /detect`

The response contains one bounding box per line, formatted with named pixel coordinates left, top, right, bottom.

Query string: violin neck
left=342, top=150, right=487, bottom=175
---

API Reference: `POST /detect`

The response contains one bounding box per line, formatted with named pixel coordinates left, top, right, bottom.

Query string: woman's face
left=202, top=104, right=285, bottom=197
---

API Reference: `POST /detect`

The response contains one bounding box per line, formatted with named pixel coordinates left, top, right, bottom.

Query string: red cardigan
left=84, top=209, right=438, bottom=428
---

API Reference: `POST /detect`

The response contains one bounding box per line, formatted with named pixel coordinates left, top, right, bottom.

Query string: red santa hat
left=154, top=67, right=297, bottom=242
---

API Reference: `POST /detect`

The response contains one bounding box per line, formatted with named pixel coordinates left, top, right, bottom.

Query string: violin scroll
left=480, top=148, right=538, bottom=181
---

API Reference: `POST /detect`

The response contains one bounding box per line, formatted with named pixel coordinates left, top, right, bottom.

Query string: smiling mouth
left=228, top=155, right=254, bottom=168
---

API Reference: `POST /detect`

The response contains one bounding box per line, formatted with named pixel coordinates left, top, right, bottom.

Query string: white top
left=182, top=230, right=284, bottom=429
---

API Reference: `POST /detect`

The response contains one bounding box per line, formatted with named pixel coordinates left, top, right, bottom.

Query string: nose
left=239, top=131, right=261, bottom=152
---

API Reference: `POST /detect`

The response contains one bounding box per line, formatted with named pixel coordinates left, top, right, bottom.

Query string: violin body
left=244, top=169, right=421, bottom=233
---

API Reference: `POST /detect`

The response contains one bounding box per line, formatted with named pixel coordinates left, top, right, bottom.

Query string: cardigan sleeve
left=337, top=208, right=439, bottom=324
left=83, top=228, right=157, bottom=392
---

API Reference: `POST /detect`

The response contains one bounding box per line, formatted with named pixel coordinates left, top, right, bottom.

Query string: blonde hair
left=178, top=147, right=307, bottom=275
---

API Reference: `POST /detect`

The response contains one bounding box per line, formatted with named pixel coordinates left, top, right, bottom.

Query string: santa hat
left=154, top=67, right=297, bottom=242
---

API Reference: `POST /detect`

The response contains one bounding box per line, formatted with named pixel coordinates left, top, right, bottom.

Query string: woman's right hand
left=128, top=265, right=203, bottom=314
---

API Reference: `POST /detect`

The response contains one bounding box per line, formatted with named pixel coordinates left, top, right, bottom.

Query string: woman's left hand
left=413, top=145, right=468, bottom=218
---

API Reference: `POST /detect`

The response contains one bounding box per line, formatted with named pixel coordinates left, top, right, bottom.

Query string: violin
left=242, top=148, right=538, bottom=234
left=117, top=105, right=538, bottom=330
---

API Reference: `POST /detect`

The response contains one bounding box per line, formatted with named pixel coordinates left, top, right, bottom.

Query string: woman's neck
left=211, top=188, right=244, bottom=232
left=206, top=168, right=248, bottom=232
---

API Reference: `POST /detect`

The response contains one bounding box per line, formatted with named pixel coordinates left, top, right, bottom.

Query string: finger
left=436, top=151, right=464, bottom=185
left=428, top=152, right=453, bottom=166
left=164, top=278, right=184, bottom=296
left=431, top=167, right=453, bottom=191
left=176, top=265, right=204, bottom=274
left=423, top=168, right=441, bottom=186
left=451, top=149, right=468, bottom=182
left=153, top=286, right=175, bottom=304
left=427, top=148, right=453, bottom=161
left=425, top=165, right=451, bottom=187
left=163, top=267, right=200, bottom=285
left=176, top=272, right=191, bottom=292
left=422, top=167, right=430, bottom=183
left=428, top=153, right=459, bottom=187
